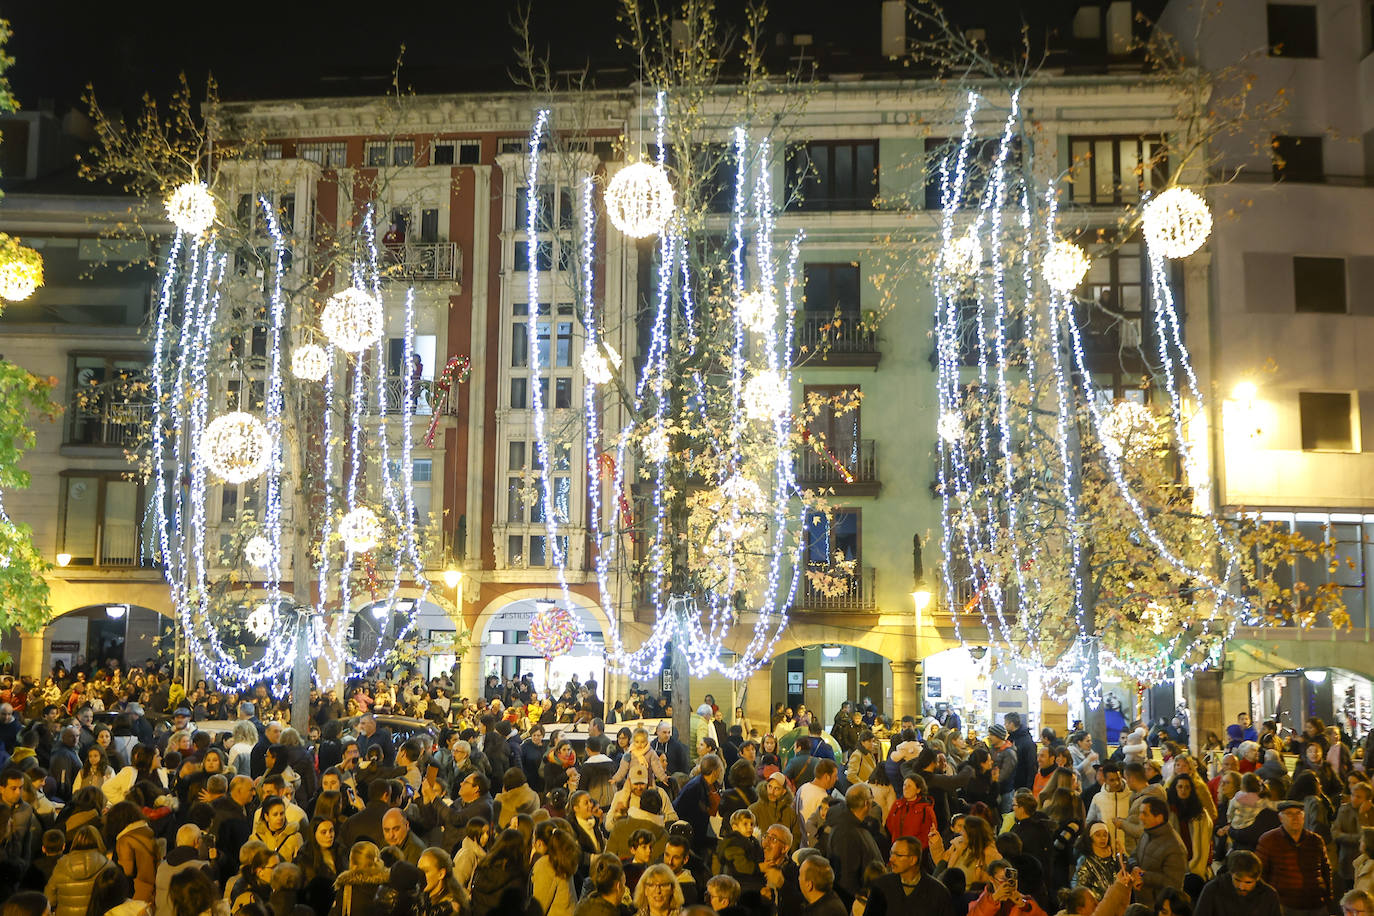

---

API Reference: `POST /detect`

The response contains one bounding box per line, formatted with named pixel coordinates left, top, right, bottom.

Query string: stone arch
left=461, top=589, right=613, bottom=702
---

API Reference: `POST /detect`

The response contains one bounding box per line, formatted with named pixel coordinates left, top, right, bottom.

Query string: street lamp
left=55, top=553, right=71, bottom=567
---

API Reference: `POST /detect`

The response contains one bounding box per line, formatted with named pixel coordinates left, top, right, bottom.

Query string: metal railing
left=793, top=311, right=879, bottom=360
left=368, top=377, right=459, bottom=417
left=381, top=241, right=461, bottom=283
left=797, top=565, right=876, bottom=611
left=797, top=439, right=878, bottom=487
left=65, top=402, right=152, bottom=448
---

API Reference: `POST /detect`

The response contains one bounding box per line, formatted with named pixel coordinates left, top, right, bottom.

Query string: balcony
left=796, top=565, right=876, bottom=612
left=797, top=439, right=880, bottom=496
left=380, top=241, right=462, bottom=284
left=64, top=401, right=151, bottom=451
left=367, top=377, right=460, bottom=417
left=793, top=311, right=880, bottom=367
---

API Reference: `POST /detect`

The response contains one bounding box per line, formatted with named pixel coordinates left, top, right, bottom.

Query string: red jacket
left=886, top=796, right=936, bottom=848
left=967, top=888, right=1048, bottom=916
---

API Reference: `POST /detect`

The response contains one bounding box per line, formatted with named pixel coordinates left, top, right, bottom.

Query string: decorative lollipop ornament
left=165, top=182, right=217, bottom=236
left=529, top=600, right=579, bottom=659
left=200, top=412, right=272, bottom=484
left=604, top=161, right=674, bottom=239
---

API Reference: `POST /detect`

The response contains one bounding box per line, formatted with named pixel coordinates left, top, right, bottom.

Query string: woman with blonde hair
left=632, top=862, right=683, bottom=916
left=532, top=827, right=580, bottom=916
left=329, top=841, right=388, bottom=916
left=417, top=847, right=469, bottom=916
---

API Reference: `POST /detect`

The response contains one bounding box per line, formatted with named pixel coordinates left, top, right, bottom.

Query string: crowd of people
left=0, top=660, right=1373, bottom=916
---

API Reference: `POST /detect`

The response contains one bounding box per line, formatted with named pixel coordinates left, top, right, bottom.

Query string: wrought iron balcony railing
left=796, top=565, right=876, bottom=612
left=793, top=311, right=879, bottom=365
left=65, top=401, right=152, bottom=449
left=797, top=439, right=878, bottom=488
left=367, top=377, right=461, bottom=417
left=380, top=241, right=462, bottom=283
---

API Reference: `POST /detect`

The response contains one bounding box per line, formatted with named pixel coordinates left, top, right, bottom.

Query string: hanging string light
left=200, top=412, right=272, bottom=484
left=165, top=182, right=217, bottom=235
left=605, top=161, right=675, bottom=239
left=941, top=229, right=981, bottom=279
left=1142, top=187, right=1212, bottom=259
left=320, top=287, right=384, bottom=352
left=245, top=603, right=275, bottom=640
left=0, top=235, right=44, bottom=301
left=291, top=344, right=329, bottom=381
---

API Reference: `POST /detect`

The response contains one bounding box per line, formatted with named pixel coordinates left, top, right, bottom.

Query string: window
left=923, top=137, right=1023, bottom=209
left=1272, top=135, right=1324, bottom=182
left=803, top=263, right=861, bottom=313
left=366, top=143, right=388, bottom=167
left=507, top=533, right=569, bottom=567
left=58, top=473, right=153, bottom=567
left=1267, top=4, right=1319, bottom=57
left=419, top=208, right=440, bottom=243
left=1255, top=510, right=1370, bottom=628
left=386, top=458, right=433, bottom=525
left=1300, top=392, right=1354, bottom=450
left=1293, top=257, right=1346, bottom=313
left=803, top=509, right=860, bottom=565
left=1068, top=136, right=1168, bottom=205
left=298, top=142, right=347, bottom=168
left=391, top=143, right=414, bottom=166
left=1081, top=239, right=1146, bottom=347
left=66, top=355, right=149, bottom=447
left=458, top=141, right=481, bottom=164
left=514, top=240, right=553, bottom=273
left=432, top=143, right=456, bottom=166
left=787, top=140, right=878, bottom=211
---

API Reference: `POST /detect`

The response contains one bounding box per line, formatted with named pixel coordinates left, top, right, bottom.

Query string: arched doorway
left=351, top=596, right=462, bottom=681
left=771, top=645, right=893, bottom=726
left=40, top=603, right=170, bottom=673
left=478, top=598, right=605, bottom=696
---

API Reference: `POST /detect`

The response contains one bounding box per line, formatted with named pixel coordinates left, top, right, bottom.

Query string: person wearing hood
left=606, top=765, right=678, bottom=830
left=1120, top=728, right=1149, bottom=765
left=750, top=771, right=801, bottom=852
left=493, top=767, right=540, bottom=827
left=1194, top=849, right=1281, bottom=916
left=154, top=824, right=214, bottom=916
left=329, top=841, right=389, bottom=916
left=45, top=825, right=111, bottom=916
left=253, top=797, right=303, bottom=862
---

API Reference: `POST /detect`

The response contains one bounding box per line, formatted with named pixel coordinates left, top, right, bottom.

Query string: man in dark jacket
left=799, top=856, right=849, bottom=916
left=211, top=776, right=256, bottom=883
left=1194, top=850, right=1282, bottom=916
left=674, top=753, right=723, bottom=859
left=652, top=721, right=690, bottom=777
left=1131, top=796, right=1187, bottom=910
left=824, top=785, right=883, bottom=907
left=47, top=726, right=82, bottom=803
left=354, top=714, right=395, bottom=766
left=1005, top=713, right=1038, bottom=791
left=342, top=778, right=402, bottom=847
left=866, top=835, right=954, bottom=916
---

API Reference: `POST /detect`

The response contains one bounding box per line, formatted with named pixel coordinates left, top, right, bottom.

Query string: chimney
left=881, top=0, right=907, bottom=58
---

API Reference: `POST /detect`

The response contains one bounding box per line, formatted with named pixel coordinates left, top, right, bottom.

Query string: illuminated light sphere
left=1042, top=239, right=1090, bottom=293
left=529, top=602, right=579, bottom=659
left=941, top=230, right=981, bottom=279
left=718, top=474, right=767, bottom=539
left=1142, top=187, right=1212, bottom=259
left=164, top=182, right=217, bottom=235
left=604, top=161, right=674, bottom=239
left=1098, top=400, right=1156, bottom=459
left=320, top=287, right=384, bottom=353
left=641, top=426, right=670, bottom=463
left=200, top=412, right=272, bottom=484
left=937, top=411, right=963, bottom=444
left=243, top=535, right=272, bottom=568
left=245, top=604, right=275, bottom=640
left=291, top=344, right=330, bottom=381
left=735, top=289, right=776, bottom=333
left=0, top=237, right=44, bottom=302
left=743, top=370, right=789, bottom=422
left=580, top=341, right=622, bottom=385
left=339, top=506, right=383, bottom=553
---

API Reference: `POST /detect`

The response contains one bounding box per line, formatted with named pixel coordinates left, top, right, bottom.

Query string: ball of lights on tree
left=743, top=370, right=789, bottom=422
left=245, top=604, right=275, bottom=640
left=580, top=341, right=622, bottom=385
left=243, top=535, right=272, bottom=568
left=937, top=411, right=964, bottom=444
left=735, top=289, right=776, bottom=333
left=1098, top=400, right=1156, bottom=459
left=529, top=603, right=579, bottom=659
left=291, top=344, right=329, bottom=381
left=0, top=238, right=43, bottom=301
left=1042, top=239, right=1090, bottom=293
left=942, top=230, right=981, bottom=279
left=339, top=506, right=383, bottom=553
left=164, top=182, right=217, bottom=235
left=641, top=426, right=670, bottom=463
left=718, top=474, right=767, bottom=539
left=604, top=161, right=674, bottom=238
left=200, top=412, right=273, bottom=484
left=320, top=287, right=384, bottom=353
left=1142, top=187, right=1212, bottom=259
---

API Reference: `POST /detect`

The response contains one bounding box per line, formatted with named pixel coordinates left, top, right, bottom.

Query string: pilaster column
left=20, top=628, right=46, bottom=680
left=743, top=665, right=772, bottom=733
left=890, top=659, right=919, bottom=721
left=460, top=644, right=484, bottom=705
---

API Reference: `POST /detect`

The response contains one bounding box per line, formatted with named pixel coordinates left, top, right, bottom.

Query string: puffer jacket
left=116, top=820, right=160, bottom=902
left=45, top=849, right=113, bottom=916
left=329, top=865, right=391, bottom=916
left=468, top=857, right=530, bottom=916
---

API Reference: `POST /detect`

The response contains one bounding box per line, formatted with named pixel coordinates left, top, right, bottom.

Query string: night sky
left=4, top=1, right=1112, bottom=115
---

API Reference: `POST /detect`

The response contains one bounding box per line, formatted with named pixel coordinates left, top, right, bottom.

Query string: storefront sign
left=805, top=678, right=819, bottom=689
left=926, top=676, right=942, bottom=698
left=787, top=672, right=803, bottom=686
